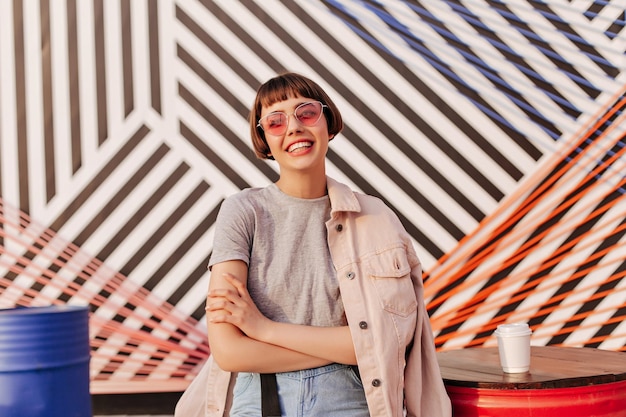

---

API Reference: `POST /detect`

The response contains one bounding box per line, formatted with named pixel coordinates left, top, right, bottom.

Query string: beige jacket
left=175, top=177, right=451, bottom=417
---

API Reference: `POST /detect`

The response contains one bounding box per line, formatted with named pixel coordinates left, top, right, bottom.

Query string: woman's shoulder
left=219, top=185, right=287, bottom=225
left=222, top=185, right=274, bottom=206
left=354, top=192, right=394, bottom=215
left=327, top=176, right=397, bottom=219
left=216, top=187, right=269, bottom=225
left=352, top=192, right=410, bottom=237
left=328, top=177, right=384, bottom=208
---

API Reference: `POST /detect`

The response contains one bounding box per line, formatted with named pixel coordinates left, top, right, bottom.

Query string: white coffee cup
left=494, top=323, right=532, bottom=373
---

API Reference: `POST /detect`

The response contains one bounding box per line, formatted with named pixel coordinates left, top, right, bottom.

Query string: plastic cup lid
left=494, top=322, right=532, bottom=336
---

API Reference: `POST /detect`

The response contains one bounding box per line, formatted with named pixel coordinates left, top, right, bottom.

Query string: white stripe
left=50, top=0, right=75, bottom=198
left=23, top=0, right=47, bottom=214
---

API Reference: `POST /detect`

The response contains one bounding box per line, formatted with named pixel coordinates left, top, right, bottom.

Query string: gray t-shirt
left=208, top=184, right=346, bottom=327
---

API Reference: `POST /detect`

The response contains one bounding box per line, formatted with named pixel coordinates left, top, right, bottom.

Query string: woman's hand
left=207, top=273, right=271, bottom=341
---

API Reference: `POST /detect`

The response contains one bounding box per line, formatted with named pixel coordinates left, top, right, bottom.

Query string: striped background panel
left=0, top=0, right=624, bottom=391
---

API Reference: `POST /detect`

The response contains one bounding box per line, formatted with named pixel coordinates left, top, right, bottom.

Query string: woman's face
left=259, top=95, right=331, bottom=175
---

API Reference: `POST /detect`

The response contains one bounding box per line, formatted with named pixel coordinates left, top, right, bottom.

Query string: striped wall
left=0, top=0, right=624, bottom=392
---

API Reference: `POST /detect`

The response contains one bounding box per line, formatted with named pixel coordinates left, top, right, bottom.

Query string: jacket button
left=336, top=224, right=343, bottom=232
left=372, top=379, right=381, bottom=387
left=359, top=321, right=368, bottom=329
left=346, top=272, right=355, bottom=280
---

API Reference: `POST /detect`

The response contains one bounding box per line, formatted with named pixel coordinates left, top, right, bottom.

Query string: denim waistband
left=277, top=363, right=356, bottom=379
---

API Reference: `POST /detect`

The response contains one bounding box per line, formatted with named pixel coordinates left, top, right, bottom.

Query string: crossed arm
left=205, top=260, right=357, bottom=373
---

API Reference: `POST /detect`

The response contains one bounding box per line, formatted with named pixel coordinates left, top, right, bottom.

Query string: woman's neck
left=276, top=172, right=327, bottom=199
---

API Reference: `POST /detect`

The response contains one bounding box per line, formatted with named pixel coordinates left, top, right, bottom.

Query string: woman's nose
left=285, top=113, right=302, bottom=133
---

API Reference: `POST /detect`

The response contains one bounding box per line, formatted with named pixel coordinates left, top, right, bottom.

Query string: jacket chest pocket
left=366, top=247, right=418, bottom=317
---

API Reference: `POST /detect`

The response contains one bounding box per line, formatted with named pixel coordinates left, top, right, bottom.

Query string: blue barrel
left=0, top=305, right=92, bottom=417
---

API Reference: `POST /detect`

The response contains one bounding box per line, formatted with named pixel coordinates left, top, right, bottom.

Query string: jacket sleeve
left=403, top=254, right=452, bottom=417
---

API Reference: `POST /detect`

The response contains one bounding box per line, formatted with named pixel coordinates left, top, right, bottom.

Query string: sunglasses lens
left=295, top=102, right=322, bottom=125
left=261, top=114, right=287, bottom=135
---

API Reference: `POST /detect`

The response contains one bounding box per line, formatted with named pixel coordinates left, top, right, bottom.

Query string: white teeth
left=288, top=141, right=312, bottom=152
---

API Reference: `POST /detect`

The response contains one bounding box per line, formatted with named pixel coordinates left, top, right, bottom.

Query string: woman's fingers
left=206, top=298, right=230, bottom=311
left=207, top=273, right=268, bottom=338
left=208, top=288, right=237, bottom=300
left=222, top=273, right=247, bottom=295
left=207, top=299, right=238, bottom=325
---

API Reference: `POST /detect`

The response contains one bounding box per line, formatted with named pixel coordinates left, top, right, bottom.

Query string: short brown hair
left=249, top=72, right=343, bottom=159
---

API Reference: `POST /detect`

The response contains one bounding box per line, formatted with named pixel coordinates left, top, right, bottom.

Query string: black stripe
left=585, top=1, right=606, bottom=20
left=14, top=0, right=29, bottom=214
left=148, top=0, right=162, bottom=113
left=94, top=0, right=108, bottom=145
left=605, top=11, right=625, bottom=39
left=40, top=0, right=56, bottom=202
left=66, top=0, right=82, bottom=173
left=121, top=0, right=134, bottom=117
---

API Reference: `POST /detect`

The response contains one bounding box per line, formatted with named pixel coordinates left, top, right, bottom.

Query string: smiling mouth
left=287, top=141, right=313, bottom=153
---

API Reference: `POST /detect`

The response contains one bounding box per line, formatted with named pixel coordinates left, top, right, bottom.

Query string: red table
left=437, top=346, right=626, bottom=417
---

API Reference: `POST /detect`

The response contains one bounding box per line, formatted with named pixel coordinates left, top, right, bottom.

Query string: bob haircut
left=249, top=72, right=343, bottom=160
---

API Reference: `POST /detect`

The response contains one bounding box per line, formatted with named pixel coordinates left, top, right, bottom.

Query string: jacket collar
left=327, top=176, right=361, bottom=215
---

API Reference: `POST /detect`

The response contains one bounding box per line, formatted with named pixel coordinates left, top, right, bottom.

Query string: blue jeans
left=229, top=363, right=369, bottom=416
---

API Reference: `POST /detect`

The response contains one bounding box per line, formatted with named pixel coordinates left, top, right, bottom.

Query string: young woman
left=176, top=72, right=451, bottom=417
